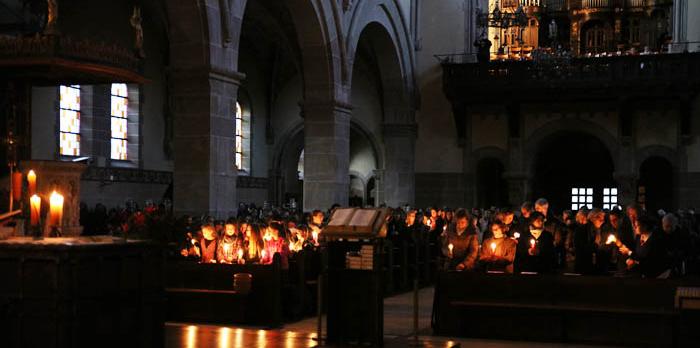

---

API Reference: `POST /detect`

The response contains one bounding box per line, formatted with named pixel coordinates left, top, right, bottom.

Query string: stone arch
left=347, top=0, right=416, bottom=119
left=636, top=145, right=678, bottom=173
left=524, top=118, right=620, bottom=177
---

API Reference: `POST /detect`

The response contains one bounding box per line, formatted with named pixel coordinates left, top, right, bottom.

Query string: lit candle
left=30, top=194, right=41, bottom=227
left=490, top=242, right=497, bottom=253
left=448, top=243, right=454, bottom=258
left=27, top=170, right=37, bottom=196
left=605, top=234, right=617, bottom=245
left=513, top=232, right=521, bottom=239
left=12, top=171, right=22, bottom=202
left=48, top=191, right=64, bottom=227
left=261, top=249, right=268, bottom=262
left=530, top=238, right=536, bottom=249
left=237, top=248, right=244, bottom=261
left=223, top=244, right=232, bottom=260
left=289, top=241, right=295, bottom=252
left=312, top=230, right=319, bottom=245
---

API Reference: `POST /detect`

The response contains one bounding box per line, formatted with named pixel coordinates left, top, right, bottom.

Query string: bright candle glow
left=30, top=194, right=41, bottom=227
left=49, top=191, right=64, bottom=227
left=27, top=170, right=37, bottom=196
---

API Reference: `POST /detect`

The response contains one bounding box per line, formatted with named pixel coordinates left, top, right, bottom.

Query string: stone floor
left=166, top=287, right=620, bottom=348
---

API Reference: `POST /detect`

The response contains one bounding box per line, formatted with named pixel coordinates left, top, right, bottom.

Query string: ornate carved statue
left=130, top=6, right=145, bottom=58
left=45, top=0, right=59, bottom=35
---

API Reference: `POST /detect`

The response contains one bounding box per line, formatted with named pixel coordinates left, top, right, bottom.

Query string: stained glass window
left=59, top=85, right=81, bottom=156
left=235, top=102, right=243, bottom=170
left=111, top=83, right=128, bottom=160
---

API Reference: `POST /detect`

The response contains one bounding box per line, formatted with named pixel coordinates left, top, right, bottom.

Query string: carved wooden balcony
left=441, top=52, right=700, bottom=104
left=0, top=34, right=145, bottom=85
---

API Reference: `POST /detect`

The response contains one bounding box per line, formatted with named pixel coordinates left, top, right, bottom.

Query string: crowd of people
left=396, top=199, right=700, bottom=278
left=77, top=198, right=700, bottom=279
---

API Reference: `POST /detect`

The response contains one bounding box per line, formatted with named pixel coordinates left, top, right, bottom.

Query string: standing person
left=662, top=213, right=690, bottom=276
left=480, top=222, right=517, bottom=273
left=588, top=209, right=616, bottom=275
left=516, top=202, right=534, bottom=236
left=620, top=204, right=642, bottom=248
left=618, top=215, right=671, bottom=278
left=441, top=209, right=480, bottom=271
left=535, top=198, right=566, bottom=269
left=571, top=209, right=593, bottom=274
left=515, top=212, right=555, bottom=274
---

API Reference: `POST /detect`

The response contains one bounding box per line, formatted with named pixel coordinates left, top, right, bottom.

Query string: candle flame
left=490, top=242, right=497, bottom=252
left=49, top=191, right=64, bottom=206
left=606, top=234, right=617, bottom=245
left=530, top=238, right=536, bottom=248
left=513, top=232, right=521, bottom=239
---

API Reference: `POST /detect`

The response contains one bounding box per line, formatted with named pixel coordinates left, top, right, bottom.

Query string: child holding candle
left=441, top=209, right=479, bottom=271
left=216, top=221, right=242, bottom=264
left=479, top=222, right=517, bottom=273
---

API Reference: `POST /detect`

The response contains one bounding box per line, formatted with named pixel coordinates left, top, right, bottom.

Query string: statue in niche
left=44, top=0, right=59, bottom=35
left=130, top=6, right=146, bottom=58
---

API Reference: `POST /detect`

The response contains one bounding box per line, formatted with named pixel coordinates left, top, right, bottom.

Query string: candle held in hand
left=605, top=234, right=617, bottom=245
left=530, top=238, right=536, bottom=248
left=490, top=242, right=497, bottom=253
left=30, top=194, right=41, bottom=226
left=448, top=243, right=454, bottom=257
left=513, top=232, right=520, bottom=239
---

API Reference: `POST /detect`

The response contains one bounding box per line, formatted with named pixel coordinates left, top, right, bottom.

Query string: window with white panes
left=110, top=83, right=129, bottom=160
left=603, top=188, right=620, bottom=210
left=571, top=187, right=593, bottom=210
left=59, top=85, right=81, bottom=156
left=235, top=102, right=243, bottom=170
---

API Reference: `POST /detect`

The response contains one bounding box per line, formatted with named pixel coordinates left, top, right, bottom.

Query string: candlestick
left=490, top=242, right=497, bottom=253
left=49, top=191, right=64, bottom=228
left=12, top=171, right=22, bottom=202
left=27, top=170, right=37, bottom=196
left=30, top=194, right=41, bottom=227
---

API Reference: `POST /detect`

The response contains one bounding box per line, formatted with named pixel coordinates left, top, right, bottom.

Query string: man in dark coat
left=515, top=212, right=555, bottom=274
left=620, top=215, right=670, bottom=278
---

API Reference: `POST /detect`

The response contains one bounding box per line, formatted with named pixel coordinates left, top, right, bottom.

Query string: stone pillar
left=382, top=123, right=417, bottom=207
left=372, top=169, right=385, bottom=206
left=170, top=68, right=242, bottom=218
left=21, top=160, right=86, bottom=236
left=504, top=173, right=531, bottom=208
left=303, top=102, right=351, bottom=212
left=614, top=172, right=638, bottom=208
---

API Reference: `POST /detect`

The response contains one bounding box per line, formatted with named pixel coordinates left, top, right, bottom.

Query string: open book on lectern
left=322, top=208, right=390, bottom=239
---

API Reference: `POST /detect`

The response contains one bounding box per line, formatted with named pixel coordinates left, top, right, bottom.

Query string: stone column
left=372, top=169, right=385, bottom=206
left=382, top=123, right=417, bottom=207
left=302, top=102, right=351, bottom=212
left=614, top=172, right=638, bottom=208
left=170, top=68, right=243, bottom=219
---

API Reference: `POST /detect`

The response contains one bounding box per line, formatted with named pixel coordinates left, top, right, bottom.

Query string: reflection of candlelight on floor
left=186, top=325, right=197, bottom=348
left=218, top=327, right=231, bottom=348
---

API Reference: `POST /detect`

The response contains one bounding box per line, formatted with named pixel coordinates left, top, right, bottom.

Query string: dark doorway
left=532, top=132, right=615, bottom=213
left=638, top=156, right=673, bottom=212
left=476, top=158, right=509, bottom=208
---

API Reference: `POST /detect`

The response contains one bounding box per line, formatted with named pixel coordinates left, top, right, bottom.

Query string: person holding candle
left=217, top=221, right=242, bottom=264
left=588, top=208, right=617, bottom=275
left=515, top=212, right=555, bottom=274
left=199, top=224, right=218, bottom=263
left=618, top=215, right=671, bottom=278
left=479, top=222, right=517, bottom=273
left=535, top=198, right=567, bottom=269
left=242, top=223, right=264, bottom=263
left=441, top=208, right=479, bottom=271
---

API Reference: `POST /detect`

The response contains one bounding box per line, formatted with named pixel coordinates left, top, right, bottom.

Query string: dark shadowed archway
left=639, top=156, right=674, bottom=212
left=476, top=158, right=509, bottom=208
left=532, top=132, right=615, bottom=212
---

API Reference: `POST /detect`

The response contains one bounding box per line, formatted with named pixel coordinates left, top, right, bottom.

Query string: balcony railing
left=581, top=0, right=611, bottom=8
left=626, top=0, right=645, bottom=7
left=441, top=52, right=700, bottom=102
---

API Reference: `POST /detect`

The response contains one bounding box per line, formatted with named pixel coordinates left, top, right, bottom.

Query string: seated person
left=441, top=208, right=479, bottom=271
left=199, top=224, right=218, bottom=263
left=217, top=221, right=242, bottom=264
left=479, top=222, right=517, bottom=273
left=515, top=212, right=555, bottom=274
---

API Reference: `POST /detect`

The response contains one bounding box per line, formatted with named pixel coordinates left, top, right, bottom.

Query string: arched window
left=59, top=85, right=81, bottom=156
left=234, top=101, right=251, bottom=173
left=110, top=83, right=128, bottom=160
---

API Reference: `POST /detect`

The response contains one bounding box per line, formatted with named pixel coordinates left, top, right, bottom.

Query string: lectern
left=323, top=208, right=389, bottom=346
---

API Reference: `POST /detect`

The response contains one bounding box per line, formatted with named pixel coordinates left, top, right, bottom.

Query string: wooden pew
left=166, top=256, right=283, bottom=327
left=433, top=272, right=700, bottom=347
